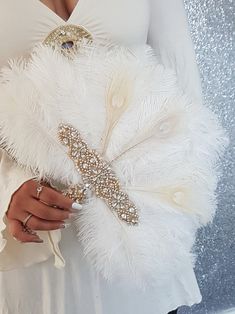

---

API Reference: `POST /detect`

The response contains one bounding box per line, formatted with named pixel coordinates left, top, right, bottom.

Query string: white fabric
left=0, top=0, right=206, bottom=313
left=147, top=0, right=203, bottom=105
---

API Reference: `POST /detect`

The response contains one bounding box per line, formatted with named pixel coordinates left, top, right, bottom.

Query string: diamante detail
left=62, top=185, right=87, bottom=204
left=58, top=123, right=139, bottom=225
left=43, top=24, right=93, bottom=57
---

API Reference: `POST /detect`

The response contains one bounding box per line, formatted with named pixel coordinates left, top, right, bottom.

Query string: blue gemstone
left=61, top=41, right=74, bottom=49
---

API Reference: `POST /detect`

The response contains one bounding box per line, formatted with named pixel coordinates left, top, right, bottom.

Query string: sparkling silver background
left=179, top=1, right=235, bottom=313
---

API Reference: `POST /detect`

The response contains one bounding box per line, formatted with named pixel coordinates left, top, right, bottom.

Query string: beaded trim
left=62, top=184, right=87, bottom=204
left=58, top=124, right=139, bottom=225
left=43, top=24, right=93, bottom=56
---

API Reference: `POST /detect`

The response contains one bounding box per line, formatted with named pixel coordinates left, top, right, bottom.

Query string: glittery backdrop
left=179, top=1, right=235, bottom=313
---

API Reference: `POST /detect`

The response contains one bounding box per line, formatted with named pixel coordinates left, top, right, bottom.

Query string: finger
left=30, top=183, right=82, bottom=211
left=8, top=219, right=44, bottom=243
left=25, top=215, right=70, bottom=231
left=20, top=200, right=73, bottom=221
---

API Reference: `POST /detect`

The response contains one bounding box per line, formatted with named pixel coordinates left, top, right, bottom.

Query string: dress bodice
left=0, top=0, right=150, bottom=68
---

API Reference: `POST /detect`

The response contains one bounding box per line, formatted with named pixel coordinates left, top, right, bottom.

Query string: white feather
left=0, top=42, right=229, bottom=289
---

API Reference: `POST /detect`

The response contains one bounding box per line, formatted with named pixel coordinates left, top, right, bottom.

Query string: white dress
left=0, top=0, right=205, bottom=313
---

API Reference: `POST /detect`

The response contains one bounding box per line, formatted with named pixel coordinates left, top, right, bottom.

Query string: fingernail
left=34, top=238, right=44, bottom=243
left=60, top=223, right=71, bottom=229
left=71, top=202, right=83, bottom=210
left=68, top=213, right=77, bottom=219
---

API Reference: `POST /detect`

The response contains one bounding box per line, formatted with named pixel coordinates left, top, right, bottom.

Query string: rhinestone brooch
left=58, top=123, right=139, bottom=225
left=43, top=24, right=93, bottom=56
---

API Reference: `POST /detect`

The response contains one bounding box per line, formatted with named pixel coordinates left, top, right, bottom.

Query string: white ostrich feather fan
left=0, top=41, right=229, bottom=289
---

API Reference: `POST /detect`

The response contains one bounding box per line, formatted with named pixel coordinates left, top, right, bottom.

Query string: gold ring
left=22, top=213, right=33, bottom=227
left=36, top=183, right=44, bottom=199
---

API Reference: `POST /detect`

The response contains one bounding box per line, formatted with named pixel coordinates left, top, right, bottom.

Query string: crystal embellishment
left=58, top=123, right=139, bottom=225
left=43, top=24, right=93, bottom=57
left=62, top=184, right=87, bottom=204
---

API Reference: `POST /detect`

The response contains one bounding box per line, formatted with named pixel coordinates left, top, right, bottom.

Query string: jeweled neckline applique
left=42, top=24, right=93, bottom=56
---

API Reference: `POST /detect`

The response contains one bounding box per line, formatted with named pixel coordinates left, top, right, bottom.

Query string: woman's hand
left=5, top=179, right=82, bottom=243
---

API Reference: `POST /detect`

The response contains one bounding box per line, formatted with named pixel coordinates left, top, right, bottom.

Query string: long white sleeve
left=147, top=0, right=203, bottom=105
left=0, top=149, right=34, bottom=250
left=0, top=149, right=59, bottom=270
